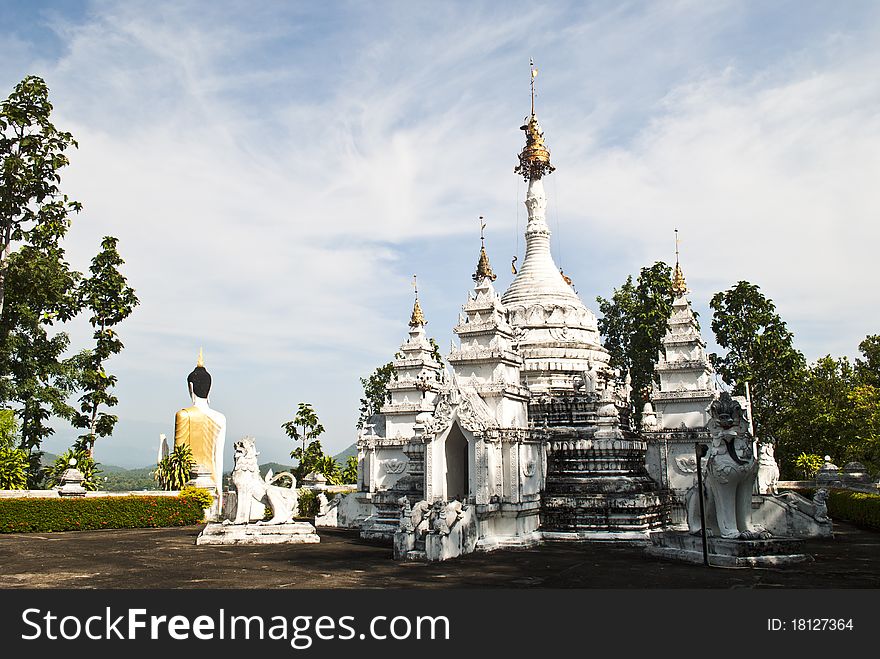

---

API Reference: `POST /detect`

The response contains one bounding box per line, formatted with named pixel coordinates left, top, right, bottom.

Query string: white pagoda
left=643, top=235, right=720, bottom=521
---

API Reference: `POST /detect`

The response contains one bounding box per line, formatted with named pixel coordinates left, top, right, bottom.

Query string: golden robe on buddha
left=174, top=406, right=222, bottom=488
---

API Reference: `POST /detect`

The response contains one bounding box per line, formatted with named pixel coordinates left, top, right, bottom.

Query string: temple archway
left=444, top=422, right=469, bottom=501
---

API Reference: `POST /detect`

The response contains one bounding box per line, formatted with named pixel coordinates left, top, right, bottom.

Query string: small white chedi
left=196, top=436, right=319, bottom=545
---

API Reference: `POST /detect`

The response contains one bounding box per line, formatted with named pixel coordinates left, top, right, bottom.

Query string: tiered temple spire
left=473, top=217, right=497, bottom=282
left=500, top=61, right=610, bottom=393
left=671, top=228, right=688, bottom=297
left=514, top=59, right=555, bottom=181
left=409, top=274, right=426, bottom=327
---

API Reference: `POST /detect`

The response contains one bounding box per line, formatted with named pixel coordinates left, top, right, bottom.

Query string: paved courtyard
left=1, top=521, right=879, bottom=589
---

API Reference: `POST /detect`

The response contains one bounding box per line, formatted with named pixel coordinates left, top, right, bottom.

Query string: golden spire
left=409, top=274, right=426, bottom=327
left=515, top=59, right=555, bottom=181
left=671, top=228, right=688, bottom=297
left=473, top=216, right=497, bottom=282
left=197, top=347, right=204, bottom=367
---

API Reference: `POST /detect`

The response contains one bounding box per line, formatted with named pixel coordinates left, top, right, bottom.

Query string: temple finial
left=409, top=274, right=426, bottom=327
left=197, top=347, right=204, bottom=367
left=671, top=228, right=688, bottom=297
left=473, top=216, right=497, bottom=283
left=515, top=60, right=555, bottom=181
left=530, top=57, right=537, bottom=116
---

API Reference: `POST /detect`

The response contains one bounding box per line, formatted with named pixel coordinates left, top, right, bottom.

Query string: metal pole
left=695, top=442, right=709, bottom=567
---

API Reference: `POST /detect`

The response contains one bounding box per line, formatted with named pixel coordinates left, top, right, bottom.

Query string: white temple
left=346, top=65, right=670, bottom=559
left=310, top=65, right=833, bottom=562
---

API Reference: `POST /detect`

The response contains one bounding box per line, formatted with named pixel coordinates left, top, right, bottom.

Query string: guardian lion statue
left=224, top=436, right=299, bottom=525
left=686, top=393, right=769, bottom=540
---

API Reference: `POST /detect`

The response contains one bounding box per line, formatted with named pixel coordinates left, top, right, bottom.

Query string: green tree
left=0, top=75, right=84, bottom=487
left=290, top=438, right=328, bottom=482
left=340, top=455, right=358, bottom=484
left=154, top=443, right=195, bottom=491
left=777, top=356, right=852, bottom=475
left=0, top=75, right=81, bottom=318
left=597, top=261, right=673, bottom=425
left=855, top=334, right=880, bottom=388
left=0, top=243, right=81, bottom=480
left=45, top=447, right=102, bottom=491
left=775, top=346, right=880, bottom=477
left=794, top=453, right=824, bottom=480
left=709, top=281, right=806, bottom=444
left=283, top=402, right=326, bottom=471
left=357, top=361, right=395, bottom=430
left=72, top=236, right=139, bottom=455
left=0, top=409, right=27, bottom=489
left=318, top=452, right=342, bottom=485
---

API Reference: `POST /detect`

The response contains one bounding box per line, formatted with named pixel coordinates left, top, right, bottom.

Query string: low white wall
left=0, top=489, right=181, bottom=499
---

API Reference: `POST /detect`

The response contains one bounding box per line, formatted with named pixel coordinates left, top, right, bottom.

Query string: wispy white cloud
left=2, top=0, right=878, bottom=466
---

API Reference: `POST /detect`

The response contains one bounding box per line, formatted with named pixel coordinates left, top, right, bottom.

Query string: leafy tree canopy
left=597, top=261, right=673, bottom=425
left=357, top=361, right=395, bottom=430
left=709, top=281, right=806, bottom=441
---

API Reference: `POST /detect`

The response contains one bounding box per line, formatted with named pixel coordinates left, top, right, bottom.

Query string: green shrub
left=827, top=490, right=880, bottom=531
left=0, top=494, right=205, bottom=533
left=179, top=485, right=213, bottom=510
left=0, top=444, right=28, bottom=489
left=297, top=488, right=319, bottom=518
left=794, top=452, right=824, bottom=480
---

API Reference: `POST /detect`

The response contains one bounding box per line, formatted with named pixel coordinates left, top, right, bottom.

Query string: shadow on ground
left=1, top=521, right=878, bottom=589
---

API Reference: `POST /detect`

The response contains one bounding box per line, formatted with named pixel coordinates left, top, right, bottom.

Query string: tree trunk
left=0, top=223, right=11, bottom=322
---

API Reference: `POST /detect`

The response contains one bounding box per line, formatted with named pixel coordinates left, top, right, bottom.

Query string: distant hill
left=31, top=446, right=355, bottom=492
left=333, top=443, right=357, bottom=462
left=258, top=462, right=295, bottom=477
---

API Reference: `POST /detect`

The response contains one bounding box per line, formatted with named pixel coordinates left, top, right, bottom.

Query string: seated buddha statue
left=174, top=349, right=226, bottom=494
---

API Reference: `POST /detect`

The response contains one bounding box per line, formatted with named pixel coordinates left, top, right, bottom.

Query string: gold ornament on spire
left=515, top=59, right=555, bottom=181
left=409, top=274, right=426, bottom=327
left=197, top=347, right=204, bottom=367
left=473, top=216, right=497, bottom=282
left=671, top=228, right=688, bottom=297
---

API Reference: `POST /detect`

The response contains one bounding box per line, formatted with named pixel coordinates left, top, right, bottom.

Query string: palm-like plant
left=154, top=443, right=195, bottom=490
left=45, top=448, right=102, bottom=491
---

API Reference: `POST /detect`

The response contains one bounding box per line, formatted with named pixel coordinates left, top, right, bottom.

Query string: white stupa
left=500, top=80, right=609, bottom=394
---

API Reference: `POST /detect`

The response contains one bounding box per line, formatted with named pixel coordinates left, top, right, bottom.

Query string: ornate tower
left=358, top=280, right=444, bottom=541
left=501, top=63, right=610, bottom=394
left=448, top=221, right=530, bottom=425
left=650, top=231, right=718, bottom=431
left=643, top=231, right=720, bottom=522
left=382, top=278, right=444, bottom=440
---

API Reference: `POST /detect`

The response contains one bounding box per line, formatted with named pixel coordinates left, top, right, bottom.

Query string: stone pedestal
left=188, top=465, right=221, bottom=521
left=646, top=531, right=811, bottom=567
left=196, top=522, right=320, bottom=546
left=540, top=431, right=669, bottom=537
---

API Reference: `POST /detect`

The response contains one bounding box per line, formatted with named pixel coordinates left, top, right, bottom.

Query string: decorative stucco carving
left=383, top=458, right=407, bottom=475
left=424, top=397, right=453, bottom=436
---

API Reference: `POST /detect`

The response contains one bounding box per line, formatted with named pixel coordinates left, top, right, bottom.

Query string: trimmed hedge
left=0, top=495, right=206, bottom=533
left=827, top=490, right=880, bottom=531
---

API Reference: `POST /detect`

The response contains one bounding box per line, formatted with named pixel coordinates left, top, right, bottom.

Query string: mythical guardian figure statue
left=224, top=436, right=299, bottom=525
left=686, top=392, right=769, bottom=539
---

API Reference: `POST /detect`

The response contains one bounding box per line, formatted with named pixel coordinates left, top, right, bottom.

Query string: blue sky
left=2, top=1, right=879, bottom=468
